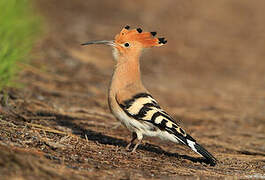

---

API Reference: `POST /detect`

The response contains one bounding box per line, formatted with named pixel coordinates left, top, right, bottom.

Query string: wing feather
left=117, top=92, right=217, bottom=166
left=118, top=93, right=187, bottom=138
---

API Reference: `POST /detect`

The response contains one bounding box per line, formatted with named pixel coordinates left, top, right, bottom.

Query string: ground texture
left=0, top=0, right=265, bottom=179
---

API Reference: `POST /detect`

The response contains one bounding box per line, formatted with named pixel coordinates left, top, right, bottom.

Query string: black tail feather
left=179, top=134, right=217, bottom=166
left=170, top=131, right=217, bottom=166
left=194, top=142, right=217, bottom=166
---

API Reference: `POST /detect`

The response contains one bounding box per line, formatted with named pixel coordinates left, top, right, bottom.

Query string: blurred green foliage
left=0, top=0, right=41, bottom=90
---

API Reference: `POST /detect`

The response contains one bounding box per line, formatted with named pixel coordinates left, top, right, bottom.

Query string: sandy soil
left=0, top=0, right=265, bottom=179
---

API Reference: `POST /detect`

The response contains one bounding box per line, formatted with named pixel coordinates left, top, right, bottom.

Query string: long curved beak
left=81, top=40, right=115, bottom=46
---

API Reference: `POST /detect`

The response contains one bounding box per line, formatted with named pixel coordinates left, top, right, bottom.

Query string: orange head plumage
left=114, top=25, right=167, bottom=48
left=82, top=25, right=167, bottom=59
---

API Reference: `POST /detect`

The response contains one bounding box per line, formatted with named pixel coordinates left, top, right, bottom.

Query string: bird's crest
left=114, top=25, right=167, bottom=48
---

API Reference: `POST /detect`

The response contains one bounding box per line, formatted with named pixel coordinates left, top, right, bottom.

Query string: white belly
left=113, top=109, right=179, bottom=144
left=114, top=109, right=148, bottom=132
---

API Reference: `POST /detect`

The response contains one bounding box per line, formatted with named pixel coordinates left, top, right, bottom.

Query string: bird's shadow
left=49, top=114, right=213, bottom=166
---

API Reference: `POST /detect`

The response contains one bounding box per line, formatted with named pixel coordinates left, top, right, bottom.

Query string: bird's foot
left=125, top=142, right=132, bottom=151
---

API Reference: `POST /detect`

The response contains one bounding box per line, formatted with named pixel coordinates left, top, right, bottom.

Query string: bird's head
left=82, top=25, right=167, bottom=60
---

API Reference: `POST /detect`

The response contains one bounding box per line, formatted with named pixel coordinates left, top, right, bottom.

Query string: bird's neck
left=110, top=56, right=143, bottom=93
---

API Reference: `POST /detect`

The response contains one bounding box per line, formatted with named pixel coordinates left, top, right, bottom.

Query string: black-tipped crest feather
left=137, top=28, right=143, bottom=33
left=150, top=32, right=157, bottom=36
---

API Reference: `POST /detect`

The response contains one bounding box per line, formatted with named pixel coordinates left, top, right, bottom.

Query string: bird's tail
left=165, top=124, right=217, bottom=166
left=185, top=135, right=217, bottom=166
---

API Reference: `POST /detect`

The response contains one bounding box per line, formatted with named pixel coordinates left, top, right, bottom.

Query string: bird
left=81, top=25, right=217, bottom=166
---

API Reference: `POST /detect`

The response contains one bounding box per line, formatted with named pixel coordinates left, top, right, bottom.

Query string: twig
left=26, top=116, right=56, bottom=120
left=0, top=119, right=17, bottom=127
left=26, top=122, right=70, bottom=136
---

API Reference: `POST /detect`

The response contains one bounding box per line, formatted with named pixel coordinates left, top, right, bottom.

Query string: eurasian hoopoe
left=82, top=25, right=217, bottom=166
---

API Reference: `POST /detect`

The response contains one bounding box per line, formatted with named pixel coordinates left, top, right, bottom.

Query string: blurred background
left=0, top=0, right=264, bottom=179
left=35, top=0, right=265, bottom=127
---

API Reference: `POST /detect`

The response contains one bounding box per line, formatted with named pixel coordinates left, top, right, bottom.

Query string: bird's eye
left=124, top=42, right=130, bottom=47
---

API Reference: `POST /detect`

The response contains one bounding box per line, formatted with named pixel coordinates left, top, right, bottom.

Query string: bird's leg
left=126, top=132, right=137, bottom=150
left=131, top=132, right=143, bottom=153
left=132, top=139, right=142, bottom=152
left=131, top=138, right=142, bottom=153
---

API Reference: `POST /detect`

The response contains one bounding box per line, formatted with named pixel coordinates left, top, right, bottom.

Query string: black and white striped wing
left=118, top=93, right=189, bottom=142
left=118, top=92, right=217, bottom=166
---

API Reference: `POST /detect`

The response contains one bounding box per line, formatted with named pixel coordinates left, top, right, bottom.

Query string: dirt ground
left=0, top=0, right=265, bottom=179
